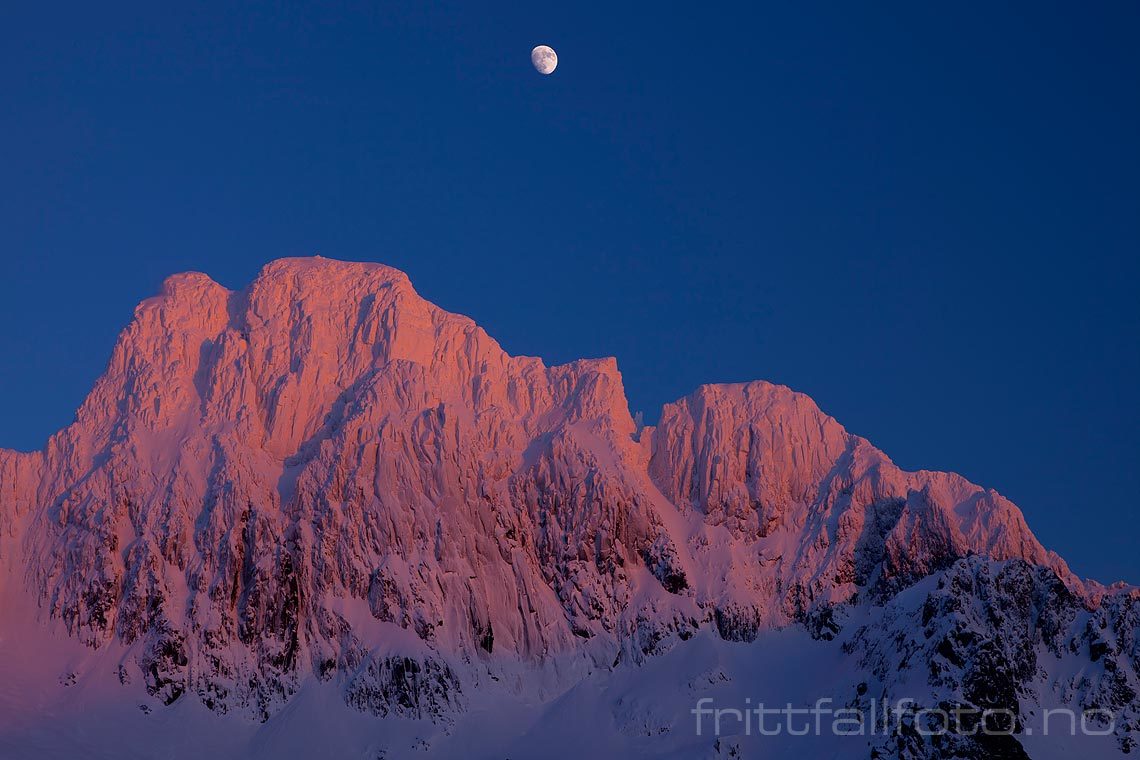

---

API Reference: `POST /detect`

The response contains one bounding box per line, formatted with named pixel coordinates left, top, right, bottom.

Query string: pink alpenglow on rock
left=0, top=257, right=1134, bottom=759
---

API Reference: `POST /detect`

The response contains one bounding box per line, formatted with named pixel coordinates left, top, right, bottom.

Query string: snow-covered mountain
left=0, top=257, right=1135, bottom=759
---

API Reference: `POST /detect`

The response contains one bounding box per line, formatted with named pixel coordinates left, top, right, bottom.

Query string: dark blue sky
left=1, top=2, right=1137, bottom=582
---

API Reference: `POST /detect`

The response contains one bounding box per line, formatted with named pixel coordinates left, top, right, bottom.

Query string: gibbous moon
left=531, top=45, right=557, bottom=75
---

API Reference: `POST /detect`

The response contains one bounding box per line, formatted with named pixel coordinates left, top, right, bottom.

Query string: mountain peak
left=252, top=255, right=416, bottom=294
left=0, top=257, right=1117, bottom=741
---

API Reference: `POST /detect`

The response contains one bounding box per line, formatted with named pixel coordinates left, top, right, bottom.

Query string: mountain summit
left=0, top=257, right=1135, bottom=758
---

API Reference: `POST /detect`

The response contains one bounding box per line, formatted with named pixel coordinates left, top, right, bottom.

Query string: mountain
left=0, top=257, right=1135, bottom=759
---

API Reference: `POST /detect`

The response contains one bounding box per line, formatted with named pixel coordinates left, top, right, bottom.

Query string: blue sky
left=1, top=1, right=1137, bottom=582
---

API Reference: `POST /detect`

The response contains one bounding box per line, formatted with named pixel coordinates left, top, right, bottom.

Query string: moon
left=531, top=45, right=557, bottom=75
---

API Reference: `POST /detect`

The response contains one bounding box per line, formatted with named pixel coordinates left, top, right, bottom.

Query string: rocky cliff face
left=649, top=383, right=1080, bottom=628
left=847, top=557, right=1139, bottom=758
left=0, top=257, right=1133, bottom=755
